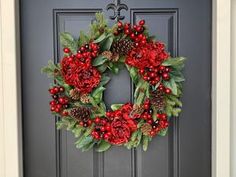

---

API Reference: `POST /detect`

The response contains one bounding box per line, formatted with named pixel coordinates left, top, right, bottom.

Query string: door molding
left=0, top=0, right=232, bottom=177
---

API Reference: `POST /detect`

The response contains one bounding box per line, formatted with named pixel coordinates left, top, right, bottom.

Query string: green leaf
left=142, top=136, right=149, bottom=151
left=99, top=75, right=110, bottom=86
left=92, top=56, right=107, bottom=66
left=108, top=63, right=119, bottom=74
left=60, top=32, right=77, bottom=53
left=111, top=104, right=123, bottom=111
left=127, top=65, right=139, bottom=85
left=97, top=64, right=108, bottom=73
left=163, top=78, right=177, bottom=95
left=41, top=60, right=58, bottom=77
left=78, top=31, right=89, bottom=46
left=158, top=128, right=168, bottom=136
left=100, top=36, right=113, bottom=51
left=82, top=141, right=96, bottom=152
left=162, top=57, right=186, bottom=67
left=92, top=86, right=106, bottom=97
left=96, top=141, right=111, bottom=152
left=93, top=33, right=107, bottom=43
left=76, top=136, right=93, bottom=149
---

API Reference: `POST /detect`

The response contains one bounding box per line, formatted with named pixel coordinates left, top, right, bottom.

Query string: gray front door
left=21, top=0, right=212, bottom=177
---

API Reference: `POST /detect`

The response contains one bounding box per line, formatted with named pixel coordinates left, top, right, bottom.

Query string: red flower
left=61, top=56, right=101, bottom=93
left=107, top=103, right=137, bottom=145
left=125, top=42, right=169, bottom=69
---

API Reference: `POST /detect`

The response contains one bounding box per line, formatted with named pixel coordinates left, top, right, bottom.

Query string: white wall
left=231, top=0, right=236, bottom=176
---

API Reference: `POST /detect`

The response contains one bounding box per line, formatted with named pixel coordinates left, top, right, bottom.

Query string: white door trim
left=0, top=0, right=232, bottom=177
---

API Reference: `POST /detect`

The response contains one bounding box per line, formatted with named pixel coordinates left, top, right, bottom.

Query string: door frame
left=0, top=0, right=232, bottom=176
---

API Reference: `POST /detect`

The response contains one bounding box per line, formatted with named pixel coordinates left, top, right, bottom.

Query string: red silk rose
left=107, top=103, right=137, bottom=145
left=125, top=42, right=169, bottom=69
left=61, top=56, right=101, bottom=93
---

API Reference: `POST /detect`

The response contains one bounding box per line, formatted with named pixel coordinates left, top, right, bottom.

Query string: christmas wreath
left=42, top=13, right=186, bottom=152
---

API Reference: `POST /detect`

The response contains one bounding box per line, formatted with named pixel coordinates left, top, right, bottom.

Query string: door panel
left=21, top=0, right=211, bottom=177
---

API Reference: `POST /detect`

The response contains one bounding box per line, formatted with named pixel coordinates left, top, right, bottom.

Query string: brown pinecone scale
left=69, top=88, right=80, bottom=100
left=70, top=107, right=90, bottom=122
left=150, top=90, right=165, bottom=111
left=141, top=123, right=152, bottom=136
left=112, top=39, right=134, bottom=56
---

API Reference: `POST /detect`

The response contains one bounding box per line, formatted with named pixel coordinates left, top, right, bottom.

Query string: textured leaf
left=76, top=136, right=93, bottom=149
left=142, top=136, right=149, bottom=151
left=92, top=56, right=107, bottom=66
left=78, top=31, right=89, bottom=46
left=162, top=57, right=186, bottom=66
left=96, top=141, right=111, bottom=152
left=82, top=142, right=96, bottom=152
left=108, top=63, right=119, bottom=74
left=92, top=86, right=106, bottom=97
left=100, top=36, right=113, bottom=51
left=163, top=78, right=177, bottom=95
left=158, top=128, right=168, bottom=136
left=97, top=64, right=108, bottom=73
left=99, top=75, right=110, bottom=86
left=93, top=33, right=107, bottom=43
left=111, top=104, right=123, bottom=111
left=60, top=32, right=77, bottom=53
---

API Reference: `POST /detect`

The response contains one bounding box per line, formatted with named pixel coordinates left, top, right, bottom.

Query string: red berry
left=124, top=29, right=130, bottom=34
left=56, top=104, right=62, bottom=109
left=133, top=25, right=137, bottom=30
left=161, top=114, right=167, bottom=120
left=139, top=20, right=145, bottom=26
left=76, top=53, right=82, bottom=58
left=53, top=87, right=59, bottom=93
left=105, top=125, right=111, bottom=131
left=49, top=88, right=55, bottom=94
left=144, top=104, right=149, bottom=110
left=59, top=87, right=65, bottom=92
left=165, top=88, right=172, bottom=94
left=62, top=111, right=68, bottom=116
left=101, top=119, right=107, bottom=125
left=100, top=126, right=105, bottom=132
left=150, top=130, right=155, bottom=136
left=165, top=67, right=171, bottom=72
left=124, top=23, right=130, bottom=29
left=150, top=72, right=156, bottom=78
left=117, top=21, right=123, bottom=28
left=94, top=117, right=100, bottom=123
left=58, top=97, right=65, bottom=104
left=81, top=46, right=86, bottom=51
left=157, top=114, right=162, bottom=119
left=147, top=119, right=153, bottom=124
left=103, top=134, right=110, bottom=139
left=106, top=112, right=112, bottom=117
left=50, top=100, right=56, bottom=105
left=130, top=33, right=135, bottom=39
left=63, top=48, right=70, bottom=53
left=55, top=108, right=60, bottom=113
left=162, top=73, right=170, bottom=80
left=79, top=122, right=84, bottom=126
left=50, top=106, right=55, bottom=111
left=160, top=65, right=165, bottom=71
left=68, top=57, right=73, bottom=62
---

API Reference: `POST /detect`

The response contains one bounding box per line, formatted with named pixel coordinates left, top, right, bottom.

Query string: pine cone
left=80, top=94, right=90, bottom=104
left=112, top=39, right=134, bottom=56
left=150, top=90, right=165, bottom=111
left=101, top=51, right=113, bottom=60
left=70, top=107, right=90, bottom=122
left=141, top=123, right=152, bottom=136
left=102, top=51, right=119, bottom=62
left=131, top=104, right=144, bottom=117
left=70, top=88, right=80, bottom=100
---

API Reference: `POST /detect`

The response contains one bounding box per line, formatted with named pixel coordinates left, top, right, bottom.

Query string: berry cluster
left=63, top=42, right=99, bottom=69
left=91, top=117, right=111, bottom=140
left=140, top=99, right=169, bottom=136
left=49, top=86, right=69, bottom=115
left=139, top=65, right=171, bottom=86
left=114, top=20, right=147, bottom=47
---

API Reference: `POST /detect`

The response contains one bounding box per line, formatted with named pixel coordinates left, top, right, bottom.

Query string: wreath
left=42, top=13, right=186, bottom=152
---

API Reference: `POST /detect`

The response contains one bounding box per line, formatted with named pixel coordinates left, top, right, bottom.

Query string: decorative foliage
left=42, top=12, right=186, bottom=152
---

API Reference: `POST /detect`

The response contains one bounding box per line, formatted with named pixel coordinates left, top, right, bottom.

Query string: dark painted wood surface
left=20, top=0, right=212, bottom=177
